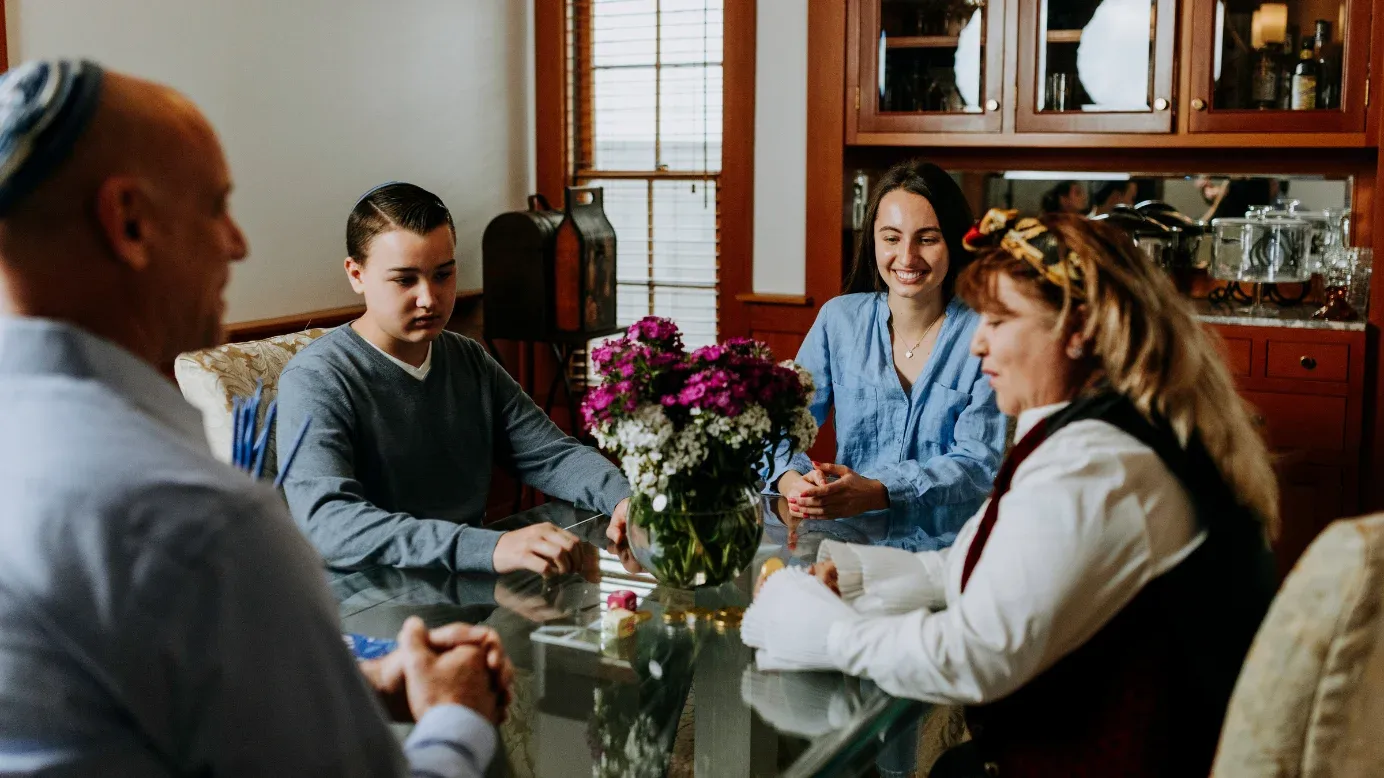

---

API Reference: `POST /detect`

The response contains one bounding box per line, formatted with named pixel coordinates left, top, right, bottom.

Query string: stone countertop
left=1192, top=299, right=1367, bottom=331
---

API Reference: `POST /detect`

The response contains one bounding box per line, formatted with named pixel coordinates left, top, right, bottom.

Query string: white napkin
left=742, top=568, right=859, bottom=670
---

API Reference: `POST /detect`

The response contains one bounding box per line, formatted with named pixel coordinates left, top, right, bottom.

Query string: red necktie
left=960, top=417, right=1050, bottom=591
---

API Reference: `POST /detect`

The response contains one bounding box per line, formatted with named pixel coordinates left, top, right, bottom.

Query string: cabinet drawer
left=1242, top=391, right=1347, bottom=452
left=1265, top=341, right=1349, bottom=383
left=1220, top=337, right=1252, bottom=378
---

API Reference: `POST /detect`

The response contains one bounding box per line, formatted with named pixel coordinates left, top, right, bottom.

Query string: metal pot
left=1135, top=200, right=1208, bottom=268
left=1091, top=206, right=1182, bottom=271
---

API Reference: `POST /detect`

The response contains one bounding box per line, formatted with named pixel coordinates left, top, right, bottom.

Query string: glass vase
left=626, top=486, right=763, bottom=589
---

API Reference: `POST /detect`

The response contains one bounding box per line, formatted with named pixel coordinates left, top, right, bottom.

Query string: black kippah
left=0, top=59, right=105, bottom=216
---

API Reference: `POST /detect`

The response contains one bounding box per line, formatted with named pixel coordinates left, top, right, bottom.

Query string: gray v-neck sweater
left=277, top=325, right=629, bottom=572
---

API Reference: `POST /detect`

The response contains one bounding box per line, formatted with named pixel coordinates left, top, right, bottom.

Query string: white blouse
left=741, top=401, right=1206, bottom=705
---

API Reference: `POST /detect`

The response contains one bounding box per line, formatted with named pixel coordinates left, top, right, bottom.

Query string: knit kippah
left=0, top=59, right=105, bottom=216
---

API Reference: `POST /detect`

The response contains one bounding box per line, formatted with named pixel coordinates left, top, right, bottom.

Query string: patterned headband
left=963, top=208, right=1086, bottom=298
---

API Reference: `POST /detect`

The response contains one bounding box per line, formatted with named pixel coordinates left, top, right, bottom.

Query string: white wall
left=751, top=0, right=808, bottom=295
left=8, top=0, right=531, bottom=323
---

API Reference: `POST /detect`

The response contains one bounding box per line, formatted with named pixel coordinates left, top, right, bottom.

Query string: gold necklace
left=899, top=310, right=944, bottom=360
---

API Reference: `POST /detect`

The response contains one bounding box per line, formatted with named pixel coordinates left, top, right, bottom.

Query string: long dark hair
left=1040, top=180, right=1081, bottom=214
left=347, top=182, right=456, bottom=263
left=845, top=159, right=975, bottom=298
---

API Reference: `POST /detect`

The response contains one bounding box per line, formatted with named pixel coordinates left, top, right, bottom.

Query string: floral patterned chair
left=1212, top=512, right=1384, bottom=777
left=173, top=328, right=330, bottom=472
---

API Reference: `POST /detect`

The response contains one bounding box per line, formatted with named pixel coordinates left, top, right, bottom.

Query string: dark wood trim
left=852, top=0, right=1004, bottom=134
left=849, top=131, right=1375, bottom=149
left=1014, top=0, right=1176, bottom=134
left=1365, top=149, right=1384, bottom=512
left=750, top=303, right=817, bottom=334
left=1186, top=0, right=1371, bottom=135
left=805, top=0, right=847, bottom=316
left=572, top=0, right=594, bottom=172
left=534, top=0, right=569, bottom=207
left=717, top=0, right=756, bottom=340
left=222, top=305, right=364, bottom=343
left=0, top=0, right=9, bottom=73
left=221, top=290, right=482, bottom=343
left=842, top=144, right=1375, bottom=178
left=735, top=293, right=812, bottom=306
left=1368, top=0, right=1384, bottom=143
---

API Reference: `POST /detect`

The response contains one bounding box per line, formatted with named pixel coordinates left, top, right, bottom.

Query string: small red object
left=607, top=590, right=637, bottom=611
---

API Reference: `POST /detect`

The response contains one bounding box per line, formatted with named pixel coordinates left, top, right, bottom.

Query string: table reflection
left=329, top=499, right=936, bottom=777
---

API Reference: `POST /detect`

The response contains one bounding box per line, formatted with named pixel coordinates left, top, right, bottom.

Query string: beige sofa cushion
left=1213, top=513, right=1384, bottom=777
left=173, top=328, right=329, bottom=470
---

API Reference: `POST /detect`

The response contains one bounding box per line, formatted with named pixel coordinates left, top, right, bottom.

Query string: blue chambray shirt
left=770, top=293, right=1007, bottom=549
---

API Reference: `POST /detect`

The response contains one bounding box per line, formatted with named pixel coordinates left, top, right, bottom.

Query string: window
left=568, top=0, right=724, bottom=350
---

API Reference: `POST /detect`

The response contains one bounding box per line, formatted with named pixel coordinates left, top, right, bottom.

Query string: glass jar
left=626, top=487, right=763, bottom=589
left=1210, top=217, right=1312, bottom=283
left=1263, top=206, right=1348, bottom=273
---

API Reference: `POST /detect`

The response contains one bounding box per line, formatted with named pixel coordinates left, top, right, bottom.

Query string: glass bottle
left=909, top=59, right=924, bottom=112
left=1291, top=40, right=1318, bottom=110
left=1313, top=20, right=1338, bottom=109
left=1277, top=25, right=1299, bottom=110
left=1251, top=44, right=1281, bottom=108
left=851, top=171, right=869, bottom=232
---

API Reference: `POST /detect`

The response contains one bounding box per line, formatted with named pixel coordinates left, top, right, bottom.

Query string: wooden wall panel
left=717, top=0, right=756, bottom=340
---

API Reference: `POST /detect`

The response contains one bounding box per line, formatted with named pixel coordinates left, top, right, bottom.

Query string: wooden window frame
left=534, top=0, right=755, bottom=341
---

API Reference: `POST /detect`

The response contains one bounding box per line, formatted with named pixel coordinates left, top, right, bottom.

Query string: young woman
left=744, top=211, right=1278, bottom=776
left=278, top=182, right=630, bottom=574
left=770, top=159, right=1006, bottom=550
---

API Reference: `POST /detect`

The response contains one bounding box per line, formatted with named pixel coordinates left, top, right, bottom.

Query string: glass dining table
left=329, top=498, right=943, bottom=777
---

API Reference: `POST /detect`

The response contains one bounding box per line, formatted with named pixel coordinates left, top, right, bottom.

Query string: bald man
left=0, top=61, right=505, bottom=777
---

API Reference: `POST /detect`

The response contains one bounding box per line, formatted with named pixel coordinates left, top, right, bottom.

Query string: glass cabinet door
left=1187, top=0, right=1369, bottom=133
left=854, top=0, right=1005, bottom=133
left=1015, top=0, right=1177, bottom=132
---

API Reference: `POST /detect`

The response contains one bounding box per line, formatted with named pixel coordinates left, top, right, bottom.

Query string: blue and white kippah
left=0, top=59, right=105, bottom=216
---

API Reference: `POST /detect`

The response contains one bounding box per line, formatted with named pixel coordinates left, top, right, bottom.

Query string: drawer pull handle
left=1300, top=356, right=1317, bottom=370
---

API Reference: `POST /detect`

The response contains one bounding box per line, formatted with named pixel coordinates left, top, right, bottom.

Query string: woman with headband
left=744, top=211, right=1278, bottom=776
left=768, top=159, right=1006, bottom=549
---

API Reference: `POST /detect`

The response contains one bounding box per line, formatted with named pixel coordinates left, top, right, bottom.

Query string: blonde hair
left=957, top=214, right=1280, bottom=536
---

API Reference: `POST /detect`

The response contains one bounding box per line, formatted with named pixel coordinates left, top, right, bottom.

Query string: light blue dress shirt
left=0, top=318, right=492, bottom=777
left=770, top=293, right=1007, bottom=549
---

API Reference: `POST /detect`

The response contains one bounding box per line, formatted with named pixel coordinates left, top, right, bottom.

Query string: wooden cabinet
left=852, top=0, right=1005, bottom=133
left=1185, top=0, right=1371, bottom=134
left=1015, top=0, right=1178, bottom=133
left=1210, top=323, right=1366, bottom=575
left=846, top=0, right=1377, bottom=144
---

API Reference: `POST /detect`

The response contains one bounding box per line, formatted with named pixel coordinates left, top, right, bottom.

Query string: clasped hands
left=777, top=462, right=888, bottom=520
left=359, top=616, right=514, bottom=726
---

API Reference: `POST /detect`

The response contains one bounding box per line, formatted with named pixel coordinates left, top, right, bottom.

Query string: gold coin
left=686, top=607, right=713, bottom=624
left=715, top=607, right=745, bottom=621
left=661, top=608, right=687, bottom=625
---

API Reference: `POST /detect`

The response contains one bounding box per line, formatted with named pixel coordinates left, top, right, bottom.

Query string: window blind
left=567, top=0, right=725, bottom=360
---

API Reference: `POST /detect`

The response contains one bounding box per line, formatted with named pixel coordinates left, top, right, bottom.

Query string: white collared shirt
left=744, top=402, right=1206, bottom=705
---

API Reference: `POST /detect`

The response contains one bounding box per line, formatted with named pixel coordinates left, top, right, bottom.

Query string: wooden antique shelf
left=884, top=35, right=961, bottom=49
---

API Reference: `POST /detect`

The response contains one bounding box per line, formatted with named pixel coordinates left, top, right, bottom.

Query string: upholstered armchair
left=1213, top=513, right=1384, bottom=777
left=173, top=328, right=330, bottom=471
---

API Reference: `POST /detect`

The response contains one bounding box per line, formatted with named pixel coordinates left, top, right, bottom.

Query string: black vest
left=964, top=392, right=1278, bottom=777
